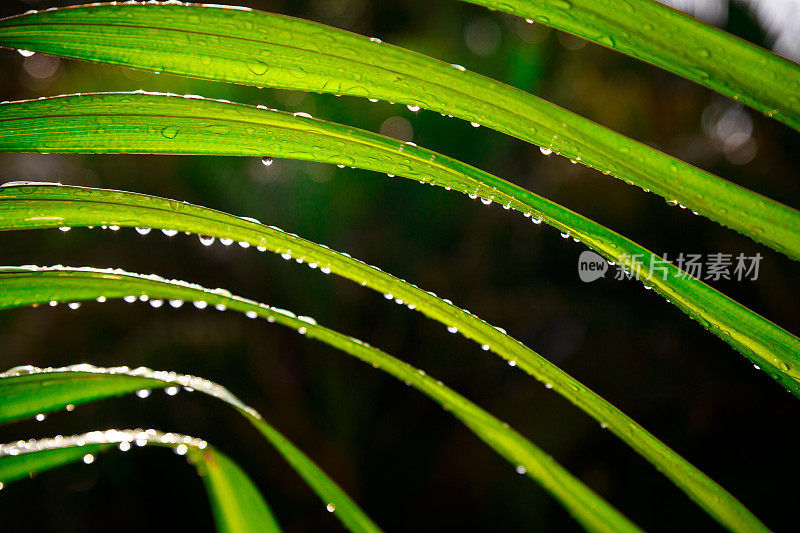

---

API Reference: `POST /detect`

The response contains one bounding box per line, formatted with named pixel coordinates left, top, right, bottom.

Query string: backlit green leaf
left=0, top=265, right=765, bottom=532
left=0, top=4, right=797, bottom=259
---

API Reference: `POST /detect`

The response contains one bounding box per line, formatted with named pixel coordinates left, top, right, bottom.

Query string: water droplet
left=326, top=503, right=336, bottom=512
left=540, top=147, right=552, bottom=155
left=165, top=386, right=179, bottom=396
left=96, top=296, right=106, bottom=303
left=119, top=441, right=131, bottom=452
left=447, top=326, right=458, bottom=334
left=220, top=238, right=234, bottom=246
left=194, top=301, right=208, bottom=309
left=470, top=122, right=480, bottom=128
left=261, top=156, right=273, bottom=166
left=515, top=465, right=526, bottom=474
left=136, top=389, right=151, bottom=398
left=481, top=344, right=490, bottom=351
left=83, top=454, right=95, bottom=464
left=508, top=360, right=516, bottom=367
left=407, top=104, right=420, bottom=112
left=292, top=111, right=313, bottom=119
left=245, top=311, right=257, bottom=319
left=545, top=383, right=553, bottom=389
left=68, top=302, right=81, bottom=310
left=149, top=299, right=164, bottom=308
left=238, top=241, right=250, bottom=248
left=198, top=235, right=215, bottom=246
left=135, top=227, right=151, bottom=235
left=58, top=226, right=71, bottom=232
left=297, top=327, right=307, bottom=335
left=169, top=299, right=184, bottom=308
left=162, top=229, right=178, bottom=237
left=35, top=413, right=46, bottom=422
left=160, top=126, right=179, bottom=139
left=480, top=197, right=492, bottom=205
left=369, top=37, right=382, bottom=43
left=175, top=444, right=188, bottom=455
left=451, top=63, right=466, bottom=71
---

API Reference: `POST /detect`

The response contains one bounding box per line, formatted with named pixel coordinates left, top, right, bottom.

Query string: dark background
left=1, top=0, right=799, bottom=531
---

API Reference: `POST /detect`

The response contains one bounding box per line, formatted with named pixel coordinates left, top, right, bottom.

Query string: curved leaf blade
left=0, top=4, right=798, bottom=259
left=0, top=95, right=797, bottom=392
left=0, top=369, right=151, bottom=422
left=197, top=444, right=281, bottom=533
left=0, top=265, right=765, bottom=532
left=0, top=268, right=647, bottom=532
left=466, top=0, right=800, bottom=130
left=0, top=365, right=381, bottom=533
left=0, top=429, right=281, bottom=532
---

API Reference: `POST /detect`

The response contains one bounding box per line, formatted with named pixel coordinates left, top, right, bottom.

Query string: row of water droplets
left=4, top=87, right=579, bottom=231
left=6, top=179, right=611, bottom=380
left=44, top=211, right=336, bottom=276
left=8, top=264, right=321, bottom=336
left=0, top=363, right=262, bottom=421
left=10, top=258, right=530, bottom=381
left=10, top=7, right=704, bottom=220
left=0, top=428, right=208, bottom=475
left=39, top=206, right=502, bottom=345
left=27, top=191, right=555, bottom=362
left=9, top=180, right=582, bottom=373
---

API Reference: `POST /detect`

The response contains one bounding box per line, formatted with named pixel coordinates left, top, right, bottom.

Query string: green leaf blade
left=0, top=367, right=380, bottom=532
left=0, top=266, right=766, bottom=532
left=467, top=0, right=800, bottom=130
left=0, top=370, right=154, bottom=423
left=0, top=443, right=113, bottom=484
left=0, top=4, right=798, bottom=259
left=194, top=446, right=282, bottom=533
left=0, top=94, right=797, bottom=392
left=0, top=361, right=640, bottom=531
left=0, top=429, right=281, bottom=532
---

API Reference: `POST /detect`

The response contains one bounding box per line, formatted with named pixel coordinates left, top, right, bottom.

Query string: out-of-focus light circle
left=23, top=54, right=60, bottom=79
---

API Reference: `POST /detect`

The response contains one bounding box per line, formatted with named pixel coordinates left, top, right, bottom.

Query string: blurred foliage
left=0, top=0, right=798, bottom=531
